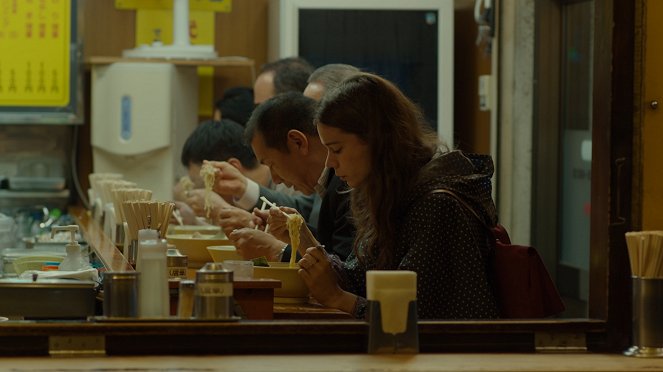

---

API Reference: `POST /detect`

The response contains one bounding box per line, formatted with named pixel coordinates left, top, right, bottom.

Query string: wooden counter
left=0, top=353, right=661, bottom=371
left=57, top=206, right=617, bottom=357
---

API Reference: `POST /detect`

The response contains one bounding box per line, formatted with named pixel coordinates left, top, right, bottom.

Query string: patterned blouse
left=330, top=150, right=500, bottom=320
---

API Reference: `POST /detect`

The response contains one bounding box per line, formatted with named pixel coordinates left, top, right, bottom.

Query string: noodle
left=178, top=176, right=194, bottom=192
left=286, top=214, right=304, bottom=267
left=200, top=163, right=216, bottom=218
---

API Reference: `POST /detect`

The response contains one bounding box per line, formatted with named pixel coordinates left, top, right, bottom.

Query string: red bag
left=491, top=224, right=565, bottom=318
left=431, top=190, right=565, bottom=318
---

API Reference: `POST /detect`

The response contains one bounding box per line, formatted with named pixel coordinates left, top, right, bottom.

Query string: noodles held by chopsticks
left=287, top=214, right=304, bottom=268
left=200, top=163, right=216, bottom=219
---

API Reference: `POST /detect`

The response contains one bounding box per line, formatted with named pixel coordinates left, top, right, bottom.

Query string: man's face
left=253, top=71, right=275, bottom=105
left=187, top=163, right=205, bottom=188
left=250, top=132, right=316, bottom=195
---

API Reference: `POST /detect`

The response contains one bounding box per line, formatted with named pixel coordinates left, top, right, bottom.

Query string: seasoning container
left=193, top=262, right=233, bottom=320
left=366, top=270, right=419, bottom=354
left=167, top=247, right=188, bottom=280
left=136, top=229, right=169, bottom=318
left=177, top=279, right=195, bottom=318
left=103, top=271, right=140, bottom=318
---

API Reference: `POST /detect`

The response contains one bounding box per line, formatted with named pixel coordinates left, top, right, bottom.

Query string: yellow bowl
left=207, top=245, right=243, bottom=262
left=253, top=262, right=308, bottom=303
left=166, top=233, right=231, bottom=268
left=168, top=225, right=222, bottom=235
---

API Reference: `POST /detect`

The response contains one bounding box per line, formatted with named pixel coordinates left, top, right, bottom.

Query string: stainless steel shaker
left=193, top=263, right=234, bottom=319
left=103, top=272, right=140, bottom=318
left=624, top=277, right=663, bottom=357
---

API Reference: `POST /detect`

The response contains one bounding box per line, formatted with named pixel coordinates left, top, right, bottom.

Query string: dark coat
left=336, top=150, right=500, bottom=320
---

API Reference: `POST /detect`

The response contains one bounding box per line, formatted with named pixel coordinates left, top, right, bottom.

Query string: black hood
left=407, top=150, right=498, bottom=226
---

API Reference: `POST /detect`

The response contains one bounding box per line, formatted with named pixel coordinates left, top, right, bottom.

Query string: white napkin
left=19, top=268, right=99, bottom=283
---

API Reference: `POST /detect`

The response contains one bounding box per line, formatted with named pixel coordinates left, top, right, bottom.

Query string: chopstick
left=259, top=196, right=290, bottom=218
left=255, top=200, right=267, bottom=230
left=173, top=209, right=184, bottom=226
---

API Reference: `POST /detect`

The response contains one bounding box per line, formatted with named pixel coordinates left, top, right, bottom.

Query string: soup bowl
left=253, top=262, right=308, bottom=303
left=166, top=233, right=230, bottom=268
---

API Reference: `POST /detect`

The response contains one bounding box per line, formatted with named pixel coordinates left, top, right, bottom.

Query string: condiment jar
left=167, top=247, right=188, bottom=280
left=193, top=262, right=233, bottom=320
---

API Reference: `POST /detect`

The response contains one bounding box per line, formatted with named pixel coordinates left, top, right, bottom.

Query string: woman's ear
left=287, top=129, right=309, bottom=154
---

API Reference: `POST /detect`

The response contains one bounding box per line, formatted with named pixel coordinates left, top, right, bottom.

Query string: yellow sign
left=116, top=0, right=231, bottom=12
left=0, top=0, right=71, bottom=107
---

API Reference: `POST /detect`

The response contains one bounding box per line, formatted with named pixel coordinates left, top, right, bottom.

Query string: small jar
left=167, top=247, right=188, bottom=280
left=194, top=263, right=234, bottom=320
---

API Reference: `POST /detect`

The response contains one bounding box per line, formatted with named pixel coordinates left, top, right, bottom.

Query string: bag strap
left=429, top=189, right=490, bottom=231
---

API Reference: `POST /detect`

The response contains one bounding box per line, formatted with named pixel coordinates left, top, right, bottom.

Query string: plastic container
left=136, top=229, right=169, bottom=318
left=0, top=213, right=17, bottom=249
left=51, top=225, right=89, bottom=271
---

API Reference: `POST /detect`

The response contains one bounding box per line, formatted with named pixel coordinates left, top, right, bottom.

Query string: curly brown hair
left=315, top=73, right=440, bottom=268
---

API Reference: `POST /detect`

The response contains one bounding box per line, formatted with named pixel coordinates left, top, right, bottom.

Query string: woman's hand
left=228, top=228, right=286, bottom=261
left=298, top=246, right=356, bottom=313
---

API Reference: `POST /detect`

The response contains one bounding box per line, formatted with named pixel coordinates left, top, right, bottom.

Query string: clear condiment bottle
left=136, top=229, right=169, bottom=318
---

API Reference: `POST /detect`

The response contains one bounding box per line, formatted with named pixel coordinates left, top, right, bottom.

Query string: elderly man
left=211, top=64, right=361, bottom=261
left=229, top=92, right=354, bottom=262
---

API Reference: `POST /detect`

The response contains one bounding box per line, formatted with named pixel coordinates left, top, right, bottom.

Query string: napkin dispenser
left=366, top=270, right=419, bottom=353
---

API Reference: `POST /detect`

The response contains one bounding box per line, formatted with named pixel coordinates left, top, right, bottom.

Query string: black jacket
left=282, top=169, right=354, bottom=262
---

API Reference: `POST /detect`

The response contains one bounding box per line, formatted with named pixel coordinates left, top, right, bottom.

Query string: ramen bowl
left=253, top=262, right=308, bottom=303
left=166, top=233, right=231, bottom=268
left=207, top=245, right=243, bottom=263
left=168, top=224, right=222, bottom=236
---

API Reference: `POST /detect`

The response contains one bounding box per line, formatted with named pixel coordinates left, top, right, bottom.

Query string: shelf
left=0, top=189, right=70, bottom=199
left=86, top=56, right=255, bottom=68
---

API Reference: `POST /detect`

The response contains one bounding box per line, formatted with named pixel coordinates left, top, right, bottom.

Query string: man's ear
left=226, top=157, right=244, bottom=172
left=287, top=129, right=309, bottom=154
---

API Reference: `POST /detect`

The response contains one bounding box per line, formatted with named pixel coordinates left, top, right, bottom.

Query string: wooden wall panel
left=454, top=1, right=492, bottom=154
left=642, top=0, right=663, bottom=229
left=82, top=0, right=136, bottom=60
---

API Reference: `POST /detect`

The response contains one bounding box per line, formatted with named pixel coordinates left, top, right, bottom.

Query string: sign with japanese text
left=0, top=0, right=71, bottom=107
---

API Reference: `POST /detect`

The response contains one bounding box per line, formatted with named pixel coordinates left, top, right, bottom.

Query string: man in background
left=174, top=119, right=265, bottom=231
left=208, top=57, right=318, bottom=224
left=253, top=57, right=314, bottom=104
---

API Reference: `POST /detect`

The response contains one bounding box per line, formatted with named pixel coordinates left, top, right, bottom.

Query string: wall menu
left=0, top=0, right=71, bottom=107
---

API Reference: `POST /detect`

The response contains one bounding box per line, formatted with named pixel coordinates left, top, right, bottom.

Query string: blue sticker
left=121, top=95, right=131, bottom=141
left=425, top=12, right=437, bottom=25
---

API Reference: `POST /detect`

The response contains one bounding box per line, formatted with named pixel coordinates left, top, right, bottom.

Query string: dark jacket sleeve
left=316, top=175, right=354, bottom=261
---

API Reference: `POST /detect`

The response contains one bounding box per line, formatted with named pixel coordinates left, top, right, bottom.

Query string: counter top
left=0, top=353, right=661, bottom=371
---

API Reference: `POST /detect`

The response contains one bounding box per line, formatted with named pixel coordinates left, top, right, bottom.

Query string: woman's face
left=317, top=123, right=371, bottom=188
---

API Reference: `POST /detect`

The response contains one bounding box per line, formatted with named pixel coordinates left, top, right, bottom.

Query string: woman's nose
left=325, top=152, right=337, bottom=169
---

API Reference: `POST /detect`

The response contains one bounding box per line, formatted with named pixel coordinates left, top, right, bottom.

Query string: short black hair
left=181, top=119, right=258, bottom=169
left=214, top=87, right=254, bottom=126
left=259, top=57, right=314, bottom=94
left=244, top=92, right=317, bottom=152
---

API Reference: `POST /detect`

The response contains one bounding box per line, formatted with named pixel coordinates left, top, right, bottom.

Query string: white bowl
left=168, top=225, right=221, bottom=235
left=207, top=245, right=243, bottom=263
